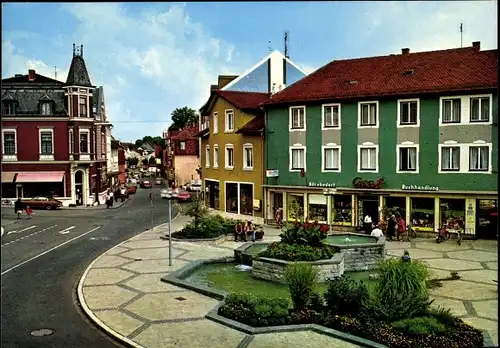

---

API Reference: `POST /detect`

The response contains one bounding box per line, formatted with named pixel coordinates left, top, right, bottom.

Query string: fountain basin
left=326, top=233, right=386, bottom=271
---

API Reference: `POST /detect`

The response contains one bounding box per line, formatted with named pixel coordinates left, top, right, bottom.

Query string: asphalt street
left=1, top=186, right=180, bottom=348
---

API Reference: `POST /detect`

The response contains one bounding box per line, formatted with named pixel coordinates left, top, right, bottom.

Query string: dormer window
left=2, top=101, right=16, bottom=115
left=41, top=102, right=52, bottom=115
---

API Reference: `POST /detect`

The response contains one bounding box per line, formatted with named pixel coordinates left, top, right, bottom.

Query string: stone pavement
left=78, top=216, right=498, bottom=348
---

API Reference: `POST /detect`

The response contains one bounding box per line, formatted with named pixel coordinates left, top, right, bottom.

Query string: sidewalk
left=77, top=215, right=498, bottom=348
left=61, top=198, right=131, bottom=210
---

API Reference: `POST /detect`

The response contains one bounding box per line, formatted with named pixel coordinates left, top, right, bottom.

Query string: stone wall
left=340, top=245, right=385, bottom=271
left=252, top=253, right=345, bottom=283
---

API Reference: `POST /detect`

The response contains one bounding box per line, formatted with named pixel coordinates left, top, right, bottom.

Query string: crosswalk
left=1, top=222, right=84, bottom=247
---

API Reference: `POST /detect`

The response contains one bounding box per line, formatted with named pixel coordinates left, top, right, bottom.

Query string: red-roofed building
left=262, top=43, right=497, bottom=239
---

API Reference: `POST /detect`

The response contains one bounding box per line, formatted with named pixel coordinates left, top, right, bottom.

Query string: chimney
left=402, top=48, right=410, bottom=55
left=28, top=69, right=36, bottom=81
left=472, top=41, right=480, bottom=51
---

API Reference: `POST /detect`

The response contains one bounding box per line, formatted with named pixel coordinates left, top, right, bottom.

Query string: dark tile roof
left=1, top=88, right=67, bottom=115
left=236, top=116, right=264, bottom=134
left=141, top=142, right=154, bottom=152
left=171, top=125, right=199, bottom=141
left=2, top=73, right=62, bottom=85
left=265, top=45, right=498, bottom=106
left=214, top=90, right=270, bottom=111
left=65, top=55, right=93, bottom=87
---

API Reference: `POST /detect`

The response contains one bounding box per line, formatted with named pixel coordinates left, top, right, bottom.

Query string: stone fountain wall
left=331, top=236, right=386, bottom=272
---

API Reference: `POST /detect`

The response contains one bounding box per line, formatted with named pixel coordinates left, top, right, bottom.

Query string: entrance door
left=75, top=170, right=83, bottom=206
left=476, top=199, right=498, bottom=239
left=359, top=195, right=379, bottom=227
left=16, top=185, right=23, bottom=198
left=273, top=192, right=283, bottom=210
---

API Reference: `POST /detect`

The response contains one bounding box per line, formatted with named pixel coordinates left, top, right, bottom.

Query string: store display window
left=439, top=198, right=465, bottom=230
left=225, top=183, right=238, bottom=214
left=385, top=197, right=406, bottom=219
left=411, top=198, right=435, bottom=230
left=287, top=194, right=304, bottom=221
left=308, top=194, right=327, bottom=222
left=332, top=195, right=352, bottom=226
left=239, top=184, right=253, bottom=216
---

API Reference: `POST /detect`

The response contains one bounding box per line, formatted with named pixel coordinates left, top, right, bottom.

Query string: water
left=326, top=234, right=377, bottom=245
left=245, top=244, right=268, bottom=255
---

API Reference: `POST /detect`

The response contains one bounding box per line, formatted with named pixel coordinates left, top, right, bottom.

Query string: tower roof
left=65, top=44, right=94, bottom=87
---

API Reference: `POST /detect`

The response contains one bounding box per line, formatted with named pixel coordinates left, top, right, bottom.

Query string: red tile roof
left=215, top=90, right=270, bottom=111
left=171, top=125, right=199, bottom=141
left=265, top=45, right=498, bottom=106
left=236, top=116, right=264, bottom=134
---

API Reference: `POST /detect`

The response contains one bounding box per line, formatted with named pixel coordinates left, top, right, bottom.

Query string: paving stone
left=248, top=331, right=359, bottom=348
left=471, top=300, right=498, bottom=321
left=470, top=240, right=499, bottom=252
left=83, top=285, right=137, bottom=310
left=106, top=246, right=130, bottom=255
left=427, top=268, right=454, bottom=280
left=462, top=317, right=498, bottom=347
left=420, top=258, right=482, bottom=271
left=125, top=292, right=218, bottom=321
left=133, top=319, right=246, bottom=348
left=429, top=297, right=468, bottom=317
left=415, top=242, right=469, bottom=252
left=121, top=239, right=170, bottom=249
left=130, top=232, right=168, bottom=241
left=218, top=241, right=243, bottom=249
left=459, top=270, right=498, bottom=285
left=181, top=249, right=234, bottom=261
left=120, top=247, right=184, bottom=260
left=385, top=241, right=413, bottom=250
left=429, top=280, right=497, bottom=301
left=94, top=310, right=144, bottom=336
left=447, top=250, right=497, bottom=262
left=124, top=274, right=186, bottom=293
left=121, top=259, right=189, bottom=273
left=386, top=249, right=443, bottom=259
left=92, top=255, right=132, bottom=268
left=486, top=261, right=498, bottom=270
left=84, top=268, right=135, bottom=286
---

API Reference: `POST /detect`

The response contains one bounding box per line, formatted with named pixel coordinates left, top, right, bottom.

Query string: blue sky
left=2, top=2, right=497, bottom=142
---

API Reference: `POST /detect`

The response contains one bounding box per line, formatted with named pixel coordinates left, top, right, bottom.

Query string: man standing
left=363, top=214, right=372, bottom=234
left=14, top=198, right=25, bottom=219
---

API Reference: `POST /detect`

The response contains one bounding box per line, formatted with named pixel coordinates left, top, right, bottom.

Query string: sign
left=266, top=169, right=279, bottom=177
left=465, top=198, right=476, bottom=235
left=401, top=184, right=439, bottom=191
left=308, top=182, right=336, bottom=188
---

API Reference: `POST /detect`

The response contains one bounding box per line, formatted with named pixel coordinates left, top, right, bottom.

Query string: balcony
left=200, top=121, right=210, bottom=131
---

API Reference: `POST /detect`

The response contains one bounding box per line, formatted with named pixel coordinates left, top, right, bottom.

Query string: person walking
left=363, top=214, right=373, bottom=234
left=397, top=215, right=407, bottom=241
left=14, top=198, right=26, bottom=219
left=387, top=214, right=397, bottom=241
left=120, top=186, right=127, bottom=202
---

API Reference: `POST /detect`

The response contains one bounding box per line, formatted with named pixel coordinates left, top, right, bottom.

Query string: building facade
left=263, top=42, right=498, bottom=239
left=164, top=125, right=200, bottom=187
left=1, top=44, right=113, bottom=206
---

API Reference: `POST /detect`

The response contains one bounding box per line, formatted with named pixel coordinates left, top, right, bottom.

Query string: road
left=1, top=186, right=180, bottom=348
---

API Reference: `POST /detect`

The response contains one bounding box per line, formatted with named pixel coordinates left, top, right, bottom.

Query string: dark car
left=22, top=196, right=63, bottom=210
left=140, top=180, right=153, bottom=188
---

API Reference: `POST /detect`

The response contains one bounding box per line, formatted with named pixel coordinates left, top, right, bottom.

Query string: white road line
left=1, top=226, right=102, bottom=276
left=7, top=225, right=37, bottom=235
left=58, top=226, right=76, bottom=235
left=1, top=225, right=57, bottom=248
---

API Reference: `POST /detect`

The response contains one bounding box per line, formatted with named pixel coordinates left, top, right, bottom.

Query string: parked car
left=22, top=196, right=63, bottom=210
left=114, top=187, right=129, bottom=200
left=190, top=183, right=202, bottom=192
left=177, top=190, right=191, bottom=202
left=126, top=184, right=137, bottom=194
left=140, top=180, right=153, bottom=188
left=161, top=188, right=178, bottom=199
left=155, top=178, right=163, bottom=185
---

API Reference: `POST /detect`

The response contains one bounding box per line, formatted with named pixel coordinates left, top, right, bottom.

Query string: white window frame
left=468, top=140, right=492, bottom=174
left=205, top=145, right=210, bottom=168
left=180, top=141, right=186, bottom=150
left=213, top=145, right=219, bottom=168
left=321, top=103, right=341, bottom=130
left=396, top=142, right=419, bottom=173
left=243, top=143, right=254, bottom=171
left=79, top=129, right=90, bottom=154
left=439, top=94, right=493, bottom=126
left=357, top=142, right=379, bottom=173
left=225, top=144, right=234, bottom=169
left=289, top=106, right=306, bottom=132
left=213, top=112, right=218, bottom=134
left=358, top=101, right=379, bottom=128
left=438, top=141, right=461, bottom=173
left=40, top=102, right=52, bottom=116
left=289, top=144, right=306, bottom=172
left=2, top=128, right=17, bottom=161
left=397, top=98, right=420, bottom=128
left=469, top=95, right=492, bottom=123
left=39, top=128, right=54, bottom=161
left=79, top=96, right=88, bottom=118
left=225, top=109, right=234, bottom=132
left=321, top=144, right=341, bottom=172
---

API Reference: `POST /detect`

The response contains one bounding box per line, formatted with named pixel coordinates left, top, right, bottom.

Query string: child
left=25, top=206, right=34, bottom=219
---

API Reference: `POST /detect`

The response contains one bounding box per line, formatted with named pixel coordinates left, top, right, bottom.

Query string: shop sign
left=308, top=182, right=336, bottom=188
left=401, top=184, right=439, bottom=191
left=266, top=169, right=279, bottom=177
left=465, top=198, right=476, bottom=235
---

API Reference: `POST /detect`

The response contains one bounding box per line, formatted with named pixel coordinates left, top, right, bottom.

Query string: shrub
left=220, top=218, right=244, bottom=235
left=197, top=215, right=223, bottom=238
left=426, top=306, right=457, bottom=327
left=324, top=276, right=367, bottom=317
left=280, top=221, right=328, bottom=246
left=185, top=197, right=209, bottom=229
left=283, top=263, right=319, bottom=310
left=289, top=308, right=322, bottom=324
left=259, top=242, right=336, bottom=261
left=392, top=316, right=447, bottom=335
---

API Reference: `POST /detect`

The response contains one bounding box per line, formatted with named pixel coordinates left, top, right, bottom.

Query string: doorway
left=358, top=195, right=379, bottom=228
left=16, top=184, right=23, bottom=198
left=75, top=170, right=83, bottom=206
left=476, top=199, right=498, bottom=240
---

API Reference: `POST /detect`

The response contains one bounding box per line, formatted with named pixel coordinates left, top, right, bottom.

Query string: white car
left=160, top=189, right=178, bottom=199
left=190, top=183, right=202, bottom=192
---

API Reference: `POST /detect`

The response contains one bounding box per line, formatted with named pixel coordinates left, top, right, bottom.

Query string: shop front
left=331, top=194, right=353, bottom=227
left=225, top=181, right=254, bottom=216
left=410, top=197, right=435, bottom=232
left=204, top=179, right=220, bottom=210
left=15, top=171, right=66, bottom=199
left=307, top=194, right=328, bottom=223
left=476, top=199, right=497, bottom=239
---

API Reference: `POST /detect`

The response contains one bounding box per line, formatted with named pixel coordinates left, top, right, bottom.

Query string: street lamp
left=323, top=188, right=337, bottom=234
left=164, top=192, right=175, bottom=266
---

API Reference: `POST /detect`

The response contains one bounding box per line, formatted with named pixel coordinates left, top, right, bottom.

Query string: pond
left=325, top=234, right=378, bottom=245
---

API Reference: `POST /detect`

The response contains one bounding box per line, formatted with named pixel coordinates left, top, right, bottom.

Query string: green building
left=263, top=42, right=498, bottom=239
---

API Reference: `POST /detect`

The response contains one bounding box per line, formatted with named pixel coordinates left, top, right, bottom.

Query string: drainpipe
left=262, top=109, right=267, bottom=224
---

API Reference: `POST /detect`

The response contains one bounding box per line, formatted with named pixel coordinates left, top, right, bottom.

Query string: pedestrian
left=401, top=250, right=411, bottom=262
left=234, top=222, right=245, bottom=242
left=387, top=214, right=397, bottom=241
left=105, top=190, right=112, bottom=209
left=363, top=214, right=372, bottom=234
left=25, top=206, right=33, bottom=219
left=14, top=198, right=25, bottom=219
left=120, top=186, right=127, bottom=202
left=370, top=224, right=383, bottom=238
left=397, top=215, right=407, bottom=242
left=109, top=190, right=114, bottom=206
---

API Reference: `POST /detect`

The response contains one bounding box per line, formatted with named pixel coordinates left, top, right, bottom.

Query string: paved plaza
left=78, top=216, right=498, bottom=348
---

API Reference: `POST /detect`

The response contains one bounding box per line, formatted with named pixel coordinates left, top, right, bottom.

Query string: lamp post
left=323, top=188, right=337, bottom=234
left=164, top=192, right=175, bottom=266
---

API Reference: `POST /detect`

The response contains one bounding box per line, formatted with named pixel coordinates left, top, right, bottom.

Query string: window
left=441, top=147, right=460, bottom=171
left=289, top=106, right=306, bottom=130
left=243, top=144, right=253, bottom=170
left=398, top=100, right=419, bottom=126
left=100, top=132, right=105, bottom=156
left=470, top=97, right=490, bottom=122
left=79, top=96, right=87, bottom=117
left=225, top=145, right=234, bottom=169
left=442, top=98, right=461, bottom=123
left=2, top=102, right=16, bottom=115
left=469, top=146, right=489, bottom=171
left=205, top=145, right=210, bottom=167
left=358, top=145, right=378, bottom=172
left=3, top=131, right=16, bottom=155
left=180, top=142, right=186, bottom=150
left=213, top=146, right=219, bottom=168
left=213, top=113, right=218, bottom=134
left=322, top=104, right=340, bottom=129
left=225, top=110, right=234, bottom=132
left=289, top=146, right=306, bottom=171
left=308, top=194, right=327, bottom=222
left=322, top=146, right=340, bottom=171
left=359, top=102, right=378, bottom=127
left=398, top=147, right=418, bottom=172
left=69, top=130, right=74, bottom=154
left=40, top=131, right=53, bottom=154
left=80, top=131, right=89, bottom=153
left=41, top=102, right=51, bottom=115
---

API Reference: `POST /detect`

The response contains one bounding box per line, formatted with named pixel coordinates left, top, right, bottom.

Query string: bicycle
left=436, top=225, right=462, bottom=246
left=406, top=224, right=417, bottom=241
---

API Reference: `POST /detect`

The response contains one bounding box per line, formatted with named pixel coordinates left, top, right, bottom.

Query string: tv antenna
left=284, top=30, right=289, bottom=58
left=268, top=40, right=272, bottom=52
left=460, top=23, right=463, bottom=48
left=54, top=66, right=57, bottom=80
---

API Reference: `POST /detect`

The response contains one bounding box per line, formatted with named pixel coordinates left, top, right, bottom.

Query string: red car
left=177, top=190, right=191, bottom=202
left=140, top=180, right=152, bottom=188
left=22, top=196, right=63, bottom=210
left=126, top=185, right=137, bottom=194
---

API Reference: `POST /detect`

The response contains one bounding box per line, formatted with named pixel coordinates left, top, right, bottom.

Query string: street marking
left=1, top=225, right=57, bottom=248
left=1, top=226, right=102, bottom=276
left=58, top=226, right=76, bottom=235
left=7, top=225, right=37, bottom=235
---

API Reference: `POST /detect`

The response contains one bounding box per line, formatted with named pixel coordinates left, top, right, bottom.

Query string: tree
left=148, top=156, right=156, bottom=164
left=151, top=136, right=164, bottom=146
left=169, top=106, right=198, bottom=130
left=127, top=157, right=139, bottom=166
left=142, top=158, right=148, bottom=166
left=135, top=139, right=144, bottom=148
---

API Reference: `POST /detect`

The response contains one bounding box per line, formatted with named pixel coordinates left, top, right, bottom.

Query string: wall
left=174, top=155, right=200, bottom=185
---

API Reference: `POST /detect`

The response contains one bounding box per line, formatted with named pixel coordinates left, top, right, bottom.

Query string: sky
left=2, top=1, right=497, bottom=142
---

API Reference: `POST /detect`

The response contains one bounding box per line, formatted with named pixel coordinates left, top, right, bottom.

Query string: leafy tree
left=148, top=156, right=156, bottom=164
left=151, top=136, right=164, bottom=146
left=168, top=106, right=198, bottom=130
left=142, top=158, right=148, bottom=166
left=135, top=139, right=144, bottom=148
left=127, top=157, right=139, bottom=166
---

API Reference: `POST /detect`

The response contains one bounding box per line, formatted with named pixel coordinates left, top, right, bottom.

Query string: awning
left=15, top=171, right=65, bottom=183
left=1, top=172, right=16, bottom=183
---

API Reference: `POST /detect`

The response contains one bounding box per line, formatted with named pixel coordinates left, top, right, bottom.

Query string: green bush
left=280, top=221, right=329, bottom=246
left=392, top=316, right=448, bottom=335
left=259, top=242, right=336, bottom=261
left=197, top=215, right=223, bottom=238
left=220, top=218, right=244, bottom=235
left=324, top=276, right=367, bottom=317
left=283, top=263, right=319, bottom=310
left=426, top=306, right=457, bottom=327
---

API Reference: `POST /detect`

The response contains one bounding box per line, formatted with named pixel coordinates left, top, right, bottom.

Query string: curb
left=62, top=198, right=131, bottom=210
left=76, top=206, right=182, bottom=348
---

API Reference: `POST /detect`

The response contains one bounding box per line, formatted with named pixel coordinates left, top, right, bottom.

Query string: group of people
left=364, top=213, right=407, bottom=241
left=14, top=198, right=33, bottom=219
left=234, top=220, right=256, bottom=242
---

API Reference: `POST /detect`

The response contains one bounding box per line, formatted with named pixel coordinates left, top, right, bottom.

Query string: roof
left=1, top=87, right=68, bottom=115
left=194, top=127, right=209, bottom=138
left=214, top=90, right=270, bottom=111
left=65, top=53, right=93, bottom=87
left=171, top=125, right=199, bottom=141
left=236, top=116, right=264, bottom=134
left=265, top=45, right=498, bottom=106
left=2, top=73, right=63, bottom=85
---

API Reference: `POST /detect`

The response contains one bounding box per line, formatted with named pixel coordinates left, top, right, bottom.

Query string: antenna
left=268, top=40, right=272, bottom=52
left=460, top=23, right=463, bottom=48
left=54, top=66, right=57, bottom=80
left=284, top=30, right=289, bottom=59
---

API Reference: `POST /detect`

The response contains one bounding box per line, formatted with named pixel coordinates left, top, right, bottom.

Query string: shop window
left=287, top=194, right=304, bottom=221
left=308, top=194, right=327, bottom=222
left=385, top=197, right=406, bottom=219
left=239, top=184, right=253, bottom=216
left=411, top=198, right=435, bottom=230
left=225, top=182, right=238, bottom=214
left=332, top=195, right=352, bottom=226
left=439, top=199, right=465, bottom=230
